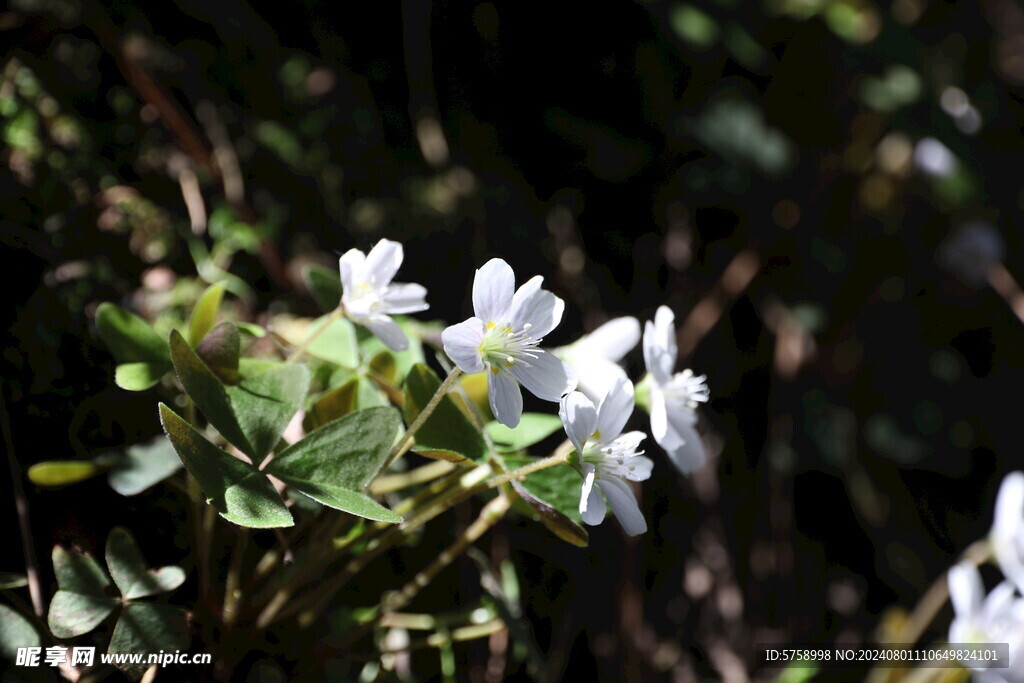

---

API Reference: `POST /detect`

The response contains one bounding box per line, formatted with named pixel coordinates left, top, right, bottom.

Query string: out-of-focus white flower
left=992, top=472, right=1024, bottom=594
left=559, top=378, right=652, bottom=536
left=642, top=306, right=709, bottom=474
left=339, top=238, right=428, bottom=351
left=556, top=316, right=640, bottom=401
left=948, top=562, right=1024, bottom=682
left=441, top=258, right=575, bottom=428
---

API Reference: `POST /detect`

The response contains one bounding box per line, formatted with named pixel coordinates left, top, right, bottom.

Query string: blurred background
left=3, top=0, right=1024, bottom=680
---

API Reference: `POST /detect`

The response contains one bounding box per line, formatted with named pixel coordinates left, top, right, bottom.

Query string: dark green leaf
left=159, top=404, right=293, bottom=528
left=52, top=546, right=110, bottom=595
left=48, top=591, right=118, bottom=638
left=195, top=321, right=240, bottom=384
left=268, top=407, right=402, bottom=522
left=403, top=364, right=487, bottom=463
left=96, top=303, right=169, bottom=365
left=486, top=414, right=564, bottom=453
left=169, top=329, right=254, bottom=455
left=0, top=604, right=40, bottom=659
left=226, top=362, right=309, bottom=459
left=188, top=282, right=226, bottom=347
left=304, top=376, right=359, bottom=431
left=303, top=263, right=343, bottom=313
left=108, top=603, right=190, bottom=678
left=115, top=361, right=171, bottom=391
left=511, top=481, right=588, bottom=547
left=106, top=527, right=185, bottom=600
left=108, top=437, right=183, bottom=496
left=502, top=457, right=582, bottom=524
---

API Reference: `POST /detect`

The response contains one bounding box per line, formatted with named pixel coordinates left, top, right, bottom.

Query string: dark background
left=3, top=0, right=1024, bottom=680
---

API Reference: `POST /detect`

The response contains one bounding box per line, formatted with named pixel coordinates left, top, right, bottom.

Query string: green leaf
left=48, top=590, right=118, bottom=638
left=268, top=407, right=402, bottom=523
left=169, top=329, right=254, bottom=455
left=236, top=321, right=267, bottom=338
left=403, top=364, right=487, bottom=463
left=106, top=527, right=186, bottom=600
left=281, top=315, right=359, bottom=368
left=195, top=321, right=240, bottom=384
left=486, top=414, right=564, bottom=453
left=0, top=603, right=40, bottom=659
left=159, top=404, right=293, bottom=528
left=360, top=319, right=425, bottom=384
left=502, top=457, right=583, bottom=524
left=96, top=303, right=169, bottom=365
left=170, top=331, right=308, bottom=459
left=511, top=481, right=588, bottom=547
left=188, top=282, right=226, bottom=346
left=304, top=376, right=359, bottom=431
left=28, top=460, right=109, bottom=487
left=303, top=263, right=343, bottom=313
left=48, top=546, right=118, bottom=638
left=108, top=437, right=183, bottom=496
left=108, top=603, right=189, bottom=678
left=115, top=361, right=171, bottom=391
left=0, top=572, right=28, bottom=589
left=226, top=362, right=309, bottom=459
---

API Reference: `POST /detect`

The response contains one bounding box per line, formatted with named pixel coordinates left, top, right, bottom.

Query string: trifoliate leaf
left=47, top=547, right=118, bottom=638
left=159, top=404, right=293, bottom=528
left=267, top=407, right=402, bottom=523
left=105, top=527, right=185, bottom=600
left=108, top=603, right=189, bottom=678
left=403, top=364, right=487, bottom=463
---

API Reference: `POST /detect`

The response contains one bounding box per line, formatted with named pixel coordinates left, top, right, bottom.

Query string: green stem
left=383, top=366, right=463, bottom=469
left=222, top=527, right=248, bottom=628
left=284, top=306, right=344, bottom=363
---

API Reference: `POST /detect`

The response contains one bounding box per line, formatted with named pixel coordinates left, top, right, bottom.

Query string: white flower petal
left=573, top=358, right=628, bottom=403
left=600, top=476, right=647, bottom=536
left=649, top=388, right=671, bottom=447
left=596, top=376, right=634, bottom=441
left=441, top=318, right=486, bottom=374
left=643, top=307, right=677, bottom=384
left=994, top=472, right=1024, bottom=539
left=472, top=258, right=515, bottom=322
left=559, top=392, right=597, bottom=456
left=660, top=408, right=706, bottom=474
left=488, top=368, right=523, bottom=428
left=510, top=276, right=564, bottom=338
left=338, top=248, right=366, bottom=295
left=363, top=315, right=409, bottom=351
left=949, top=562, right=984, bottom=619
left=381, top=282, right=429, bottom=314
left=509, top=350, right=575, bottom=401
left=364, top=239, right=404, bottom=286
left=581, top=317, right=640, bottom=362
left=579, top=465, right=605, bottom=526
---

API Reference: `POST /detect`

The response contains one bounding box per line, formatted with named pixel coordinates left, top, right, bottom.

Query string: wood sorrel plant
left=13, top=239, right=710, bottom=679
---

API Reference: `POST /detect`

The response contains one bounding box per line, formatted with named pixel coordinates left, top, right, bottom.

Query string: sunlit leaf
left=188, top=282, right=226, bottom=347
left=277, top=315, right=359, bottom=368
left=267, top=407, right=402, bottom=522
left=106, top=527, right=185, bottom=600
left=159, top=404, right=293, bottom=528
left=403, top=364, right=487, bottom=463
left=486, top=414, right=563, bottom=453
left=502, top=456, right=582, bottom=524
left=28, top=460, right=109, bottom=487
left=115, top=361, right=171, bottom=391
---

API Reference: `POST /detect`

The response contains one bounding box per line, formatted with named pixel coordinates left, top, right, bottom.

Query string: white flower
left=642, top=306, right=709, bottom=474
left=948, top=562, right=1024, bottom=682
left=556, top=316, right=640, bottom=401
left=992, top=472, right=1024, bottom=594
left=339, top=239, right=428, bottom=351
left=441, top=258, right=576, bottom=428
left=559, top=378, right=653, bottom=536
